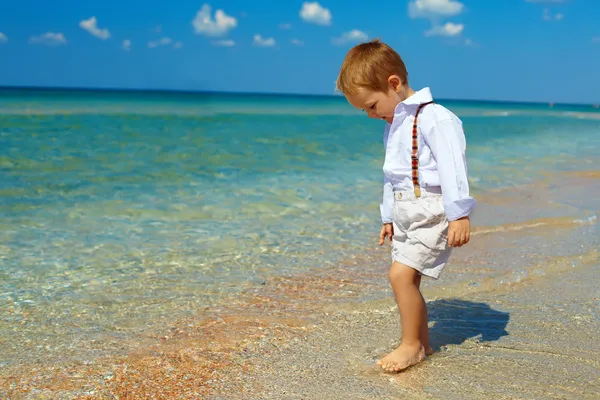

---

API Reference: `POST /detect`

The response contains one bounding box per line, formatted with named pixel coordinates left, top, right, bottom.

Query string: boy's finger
left=447, top=230, right=455, bottom=247
left=454, top=231, right=462, bottom=247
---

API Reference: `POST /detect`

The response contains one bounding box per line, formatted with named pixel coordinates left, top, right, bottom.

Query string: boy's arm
left=379, top=176, right=394, bottom=246
left=422, top=117, right=476, bottom=222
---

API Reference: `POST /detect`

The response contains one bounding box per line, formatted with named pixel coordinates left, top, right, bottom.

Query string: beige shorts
left=391, top=187, right=452, bottom=279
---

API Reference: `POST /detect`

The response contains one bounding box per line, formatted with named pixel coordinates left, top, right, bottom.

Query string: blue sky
left=0, top=0, right=599, bottom=103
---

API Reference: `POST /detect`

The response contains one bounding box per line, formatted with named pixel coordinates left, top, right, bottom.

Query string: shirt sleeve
left=380, top=124, right=394, bottom=224
left=380, top=175, right=394, bottom=224
left=422, top=117, right=476, bottom=221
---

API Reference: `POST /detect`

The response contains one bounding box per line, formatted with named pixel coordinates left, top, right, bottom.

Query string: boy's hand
left=447, top=216, right=471, bottom=247
left=379, top=223, right=394, bottom=246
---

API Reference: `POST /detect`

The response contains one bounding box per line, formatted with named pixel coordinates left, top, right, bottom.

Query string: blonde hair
left=336, top=39, right=409, bottom=95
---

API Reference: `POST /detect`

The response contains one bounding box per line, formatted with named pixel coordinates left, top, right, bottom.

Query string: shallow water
left=1, top=88, right=599, bottom=374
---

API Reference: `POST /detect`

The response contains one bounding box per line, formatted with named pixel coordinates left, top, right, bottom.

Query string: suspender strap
left=411, top=101, right=434, bottom=198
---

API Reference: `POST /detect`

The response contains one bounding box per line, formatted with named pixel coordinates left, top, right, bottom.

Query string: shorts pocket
left=409, top=217, right=449, bottom=251
left=393, top=202, right=411, bottom=233
left=417, top=196, right=446, bottom=223
left=408, top=197, right=448, bottom=250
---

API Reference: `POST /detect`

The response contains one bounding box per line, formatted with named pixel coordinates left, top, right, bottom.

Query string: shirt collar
left=393, top=87, right=433, bottom=116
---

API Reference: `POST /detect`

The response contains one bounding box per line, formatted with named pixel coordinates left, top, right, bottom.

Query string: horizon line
left=0, top=84, right=598, bottom=108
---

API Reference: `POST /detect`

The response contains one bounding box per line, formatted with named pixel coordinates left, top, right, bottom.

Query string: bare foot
left=377, top=343, right=426, bottom=373
left=425, top=346, right=433, bottom=356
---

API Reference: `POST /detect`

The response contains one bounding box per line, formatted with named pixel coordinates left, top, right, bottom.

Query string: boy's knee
left=389, top=261, right=418, bottom=285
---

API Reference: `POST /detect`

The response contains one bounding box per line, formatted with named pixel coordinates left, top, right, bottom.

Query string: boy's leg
left=415, top=274, right=433, bottom=356
left=377, top=261, right=427, bottom=372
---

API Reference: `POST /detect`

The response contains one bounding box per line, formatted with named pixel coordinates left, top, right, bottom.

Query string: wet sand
left=1, top=173, right=599, bottom=399
left=216, top=251, right=599, bottom=400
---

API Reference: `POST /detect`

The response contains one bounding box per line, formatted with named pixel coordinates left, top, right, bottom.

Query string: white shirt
left=380, top=87, right=476, bottom=223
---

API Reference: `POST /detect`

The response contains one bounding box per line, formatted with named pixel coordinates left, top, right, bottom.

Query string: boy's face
left=344, top=76, right=405, bottom=124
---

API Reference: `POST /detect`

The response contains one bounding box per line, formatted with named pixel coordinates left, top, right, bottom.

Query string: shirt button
left=397, top=193, right=402, bottom=200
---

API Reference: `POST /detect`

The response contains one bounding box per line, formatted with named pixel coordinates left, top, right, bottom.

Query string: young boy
left=336, top=39, right=476, bottom=373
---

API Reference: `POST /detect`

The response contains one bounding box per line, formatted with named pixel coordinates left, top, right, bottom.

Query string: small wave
left=574, top=215, right=598, bottom=224
left=472, top=215, right=597, bottom=236
left=481, top=111, right=511, bottom=117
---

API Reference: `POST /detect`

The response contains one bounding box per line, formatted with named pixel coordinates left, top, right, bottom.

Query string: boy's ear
left=387, top=75, right=403, bottom=92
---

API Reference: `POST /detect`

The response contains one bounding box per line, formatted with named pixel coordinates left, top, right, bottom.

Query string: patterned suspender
left=411, top=101, right=434, bottom=198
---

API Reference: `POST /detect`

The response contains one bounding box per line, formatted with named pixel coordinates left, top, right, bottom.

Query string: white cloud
left=29, top=32, right=67, bottom=46
left=212, top=39, right=235, bottom=47
left=253, top=34, right=275, bottom=47
left=425, top=22, right=464, bottom=37
left=300, top=2, right=332, bottom=26
left=408, top=0, right=466, bottom=40
left=332, top=29, right=368, bottom=45
left=174, top=41, right=183, bottom=49
left=543, top=8, right=564, bottom=21
left=291, top=38, right=304, bottom=46
left=123, top=39, right=131, bottom=51
left=79, top=16, right=111, bottom=40
left=409, top=0, right=465, bottom=19
left=0, top=32, right=7, bottom=43
left=148, top=37, right=173, bottom=48
left=193, top=4, right=237, bottom=37
left=279, top=23, right=292, bottom=30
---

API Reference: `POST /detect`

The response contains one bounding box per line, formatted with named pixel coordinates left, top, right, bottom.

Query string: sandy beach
left=2, top=171, right=598, bottom=399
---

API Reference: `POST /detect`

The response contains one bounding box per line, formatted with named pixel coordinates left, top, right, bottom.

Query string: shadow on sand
left=427, top=298, right=510, bottom=351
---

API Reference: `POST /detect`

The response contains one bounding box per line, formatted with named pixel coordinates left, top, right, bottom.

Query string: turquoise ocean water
left=1, top=88, right=599, bottom=367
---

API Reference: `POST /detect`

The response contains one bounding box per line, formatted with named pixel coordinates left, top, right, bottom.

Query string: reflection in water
left=427, top=298, right=510, bottom=351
